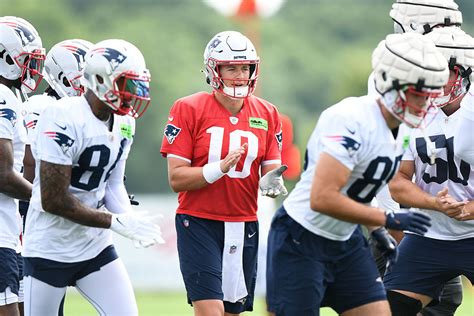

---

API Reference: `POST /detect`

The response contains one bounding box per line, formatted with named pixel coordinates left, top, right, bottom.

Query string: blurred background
left=6, top=0, right=474, bottom=315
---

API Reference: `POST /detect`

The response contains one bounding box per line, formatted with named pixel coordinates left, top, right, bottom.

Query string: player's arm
left=310, top=152, right=386, bottom=226
left=167, top=143, right=247, bottom=192
left=389, top=160, right=466, bottom=216
left=40, top=160, right=111, bottom=228
left=0, top=138, right=32, bottom=200
left=104, top=159, right=133, bottom=214
left=22, top=144, right=35, bottom=183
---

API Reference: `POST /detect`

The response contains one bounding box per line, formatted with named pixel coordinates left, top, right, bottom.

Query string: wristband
left=203, top=160, right=226, bottom=184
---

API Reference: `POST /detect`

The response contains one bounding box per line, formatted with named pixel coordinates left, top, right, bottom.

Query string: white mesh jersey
left=453, top=89, right=474, bottom=164
left=23, top=96, right=135, bottom=262
left=284, top=96, right=404, bottom=241
left=23, top=93, right=57, bottom=145
left=404, top=107, right=474, bottom=240
left=0, top=84, right=27, bottom=250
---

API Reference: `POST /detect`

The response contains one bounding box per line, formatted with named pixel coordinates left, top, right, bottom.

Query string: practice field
left=65, top=281, right=474, bottom=315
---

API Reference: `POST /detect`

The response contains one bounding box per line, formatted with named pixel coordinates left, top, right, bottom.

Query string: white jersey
left=23, top=96, right=135, bottom=262
left=284, top=96, right=404, bottom=241
left=453, top=89, right=474, bottom=165
left=23, top=93, right=57, bottom=145
left=404, top=108, right=474, bottom=240
left=0, top=84, right=27, bottom=250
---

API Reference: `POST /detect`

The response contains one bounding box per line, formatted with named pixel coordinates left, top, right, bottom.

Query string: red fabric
left=161, top=92, right=282, bottom=222
left=236, top=0, right=257, bottom=17
left=280, top=114, right=301, bottom=180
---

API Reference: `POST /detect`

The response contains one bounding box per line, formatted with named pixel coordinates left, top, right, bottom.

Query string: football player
left=0, top=16, right=44, bottom=316
left=367, top=2, right=466, bottom=315
left=384, top=26, right=474, bottom=316
left=266, top=32, right=448, bottom=316
left=160, top=31, right=286, bottom=315
left=21, top=39, right=163, bottom=316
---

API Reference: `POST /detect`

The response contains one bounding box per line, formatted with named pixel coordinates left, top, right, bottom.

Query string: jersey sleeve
left=24, top=110, right=40, bottom=145
left=403, top=128, right=417, bottom=161
left=319, top=111, right=363, bottom=170
left=454, top=97, right=474, bottom=164
left=160, top=99, right=195, bottom=161
left=0, top=103, right=17, bottom=141
left=35, top=105, right=78, bottom=165
left=118, top=117, right=135, bottom=161
left=262, top=106, right=282, bottom=166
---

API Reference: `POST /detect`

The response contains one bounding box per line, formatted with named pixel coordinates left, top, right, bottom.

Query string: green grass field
left=64, top=280, right=474, bottom=315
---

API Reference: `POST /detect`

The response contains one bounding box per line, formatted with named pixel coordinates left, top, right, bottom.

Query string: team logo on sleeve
left=275, top=130, right=283, bottom=151
left=326, top=135, right=361, bottom=157
left=44, top=131, right=75, bottom=153
left=164, top=124, right=181, bottom=144
left=0, top=108, right=17, bottom=127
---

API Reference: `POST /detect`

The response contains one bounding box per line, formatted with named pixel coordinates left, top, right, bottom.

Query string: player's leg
left=176, top=214, right=227, bottom=316
left=384, top=234, right=458, bottom=316
left=0, top=248, right=21, bottom=316
left=323, top=228, right=389, bottom=316
left=266, top=207, right=325, bottom=316
left=16, top=253, right=24, bottom=316
left=23, top=276, right=66, bottom=316
left=420, top=276, right=463, bottom=316
left=75, top=258, right=138, bottom=316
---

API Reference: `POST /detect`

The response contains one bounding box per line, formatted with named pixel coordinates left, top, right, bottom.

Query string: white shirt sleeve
left=104, top=159, right=133, bottom=214
left=454, top=94, right=474, bottom=164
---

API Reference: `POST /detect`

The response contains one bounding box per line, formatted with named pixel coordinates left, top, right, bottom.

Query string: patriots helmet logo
left=62, top=44, right=88, bottom=66
left=326, top=135, right=361, bottom=156
left=0, top=21, right=36, bottom=46
left=44, top=131, right=75, bottom=154
left=164, top=124, right=181, bottom=144
left=275, top=130, right=283, bottom=151
left=0, top=108, right=17, bottom=127
left=91, top=47, right=127, bottom=71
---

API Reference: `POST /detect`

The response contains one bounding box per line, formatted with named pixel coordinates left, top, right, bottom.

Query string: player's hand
left=110, top=211, right=165, bottom=247
left=368, top=227, right=398, bottom=275
left=434, top=188, right=468, bottom=217
left=259, top=165, right=288, bottom=198
left=220, top=143, right=248, bottom=173
left=385, top=210, right=431, bottom=235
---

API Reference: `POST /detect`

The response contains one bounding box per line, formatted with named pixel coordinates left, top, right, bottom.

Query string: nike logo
left=346, top=126, right=355, bottom=134
left=55, top=122, right=67, bottom=130
left=248, top=232, right=256, bottom=238
left=0, top=100, right=5, bottom=105
left=168, top=116, right=174, bottom=121
left=116, top=217, right=125, bottom=226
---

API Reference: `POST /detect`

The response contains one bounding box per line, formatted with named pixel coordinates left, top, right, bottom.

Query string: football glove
left=368, top=227, right=398, bottom=276
left=385, top=210, right=431, bottom=235
left=110, top=211, right=165, bottom=247
left=259, top=165, right=288, bottom=198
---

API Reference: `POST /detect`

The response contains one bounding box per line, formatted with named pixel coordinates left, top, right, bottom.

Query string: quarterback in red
left=161, top=31, right=287, bottom=316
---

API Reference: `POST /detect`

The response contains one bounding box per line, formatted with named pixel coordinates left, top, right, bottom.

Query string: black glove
left=369, top=227, right=398, bottom=276
left=128, top=194, right=139, bottom=206
left=385, top=210, right=431, bottom=235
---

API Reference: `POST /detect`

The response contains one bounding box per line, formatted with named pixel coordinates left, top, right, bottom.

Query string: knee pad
left=387, top=290, right=423, bottom=316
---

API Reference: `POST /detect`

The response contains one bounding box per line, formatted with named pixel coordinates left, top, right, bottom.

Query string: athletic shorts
left=384, top=234, right=474, bottom=300
left=23, top=245, right=118, bottom=287
left=0, top=248, right=21, bottom=296
left=266, top=206, right=386, bottom=316
left=176, top=214, right=258, bottom=314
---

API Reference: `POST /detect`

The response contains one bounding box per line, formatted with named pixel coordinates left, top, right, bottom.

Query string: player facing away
left=367, top=2, right=466, bottom=315
left=266, top=32, right=449, bottom=316
left=0, top=16, right=45, bottom=316
left=22, top=39, right=164, bottom=316
left=384, top=26, right=474, bottom=316
left=160, top=31, right=287, bottom=316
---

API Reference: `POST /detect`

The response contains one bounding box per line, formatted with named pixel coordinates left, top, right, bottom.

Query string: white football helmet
left=0, top=16, right=45, bottom=93
left=203, top=31, right=259, bottom=98
left=372, top=32, right=449, bottom=127
left=426, top=27, right=474, bottom=107
left=390, top=0, right=462, bottom=34
left=43, top=39, right=93, bottom=98
left=82, top=39, right=151, bottom=118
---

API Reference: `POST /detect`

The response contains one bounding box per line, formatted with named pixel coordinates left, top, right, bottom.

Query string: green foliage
left=5, top=0, right=474, bottom=192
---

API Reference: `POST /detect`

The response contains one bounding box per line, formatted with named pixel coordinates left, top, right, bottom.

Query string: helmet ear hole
left=5, top=54, right=14, bottom=65
left=96, top=75, right=104, bottom=84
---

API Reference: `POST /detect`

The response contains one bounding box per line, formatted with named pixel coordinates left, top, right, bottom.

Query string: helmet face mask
left=433, top=66, right=471, bottom=107
left=203, top=31, right=259, bottom=99
left=0, top=16, right=45, bottom=94
left=82, top=39, right=151, bottom=118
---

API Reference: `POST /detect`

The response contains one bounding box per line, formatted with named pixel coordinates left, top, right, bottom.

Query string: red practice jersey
left=161, top=92, right=282, bottom=222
